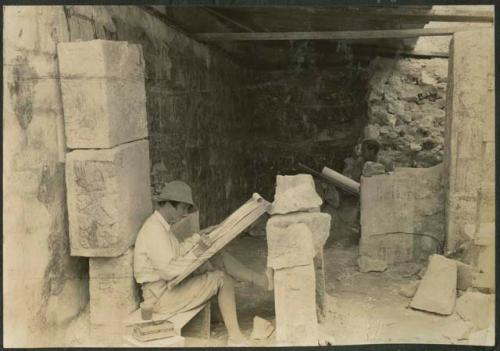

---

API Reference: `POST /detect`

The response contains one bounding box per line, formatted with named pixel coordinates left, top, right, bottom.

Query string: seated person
left=134, top=180, right=272, bottom=345
left=343, top=138, right=393, bottom=182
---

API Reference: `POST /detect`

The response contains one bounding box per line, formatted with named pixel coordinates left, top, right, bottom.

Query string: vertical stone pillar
left=266, top=174, right=332, bottom=346
left=89, top=248, right=140, bottom=345
left=267, top=221, right=318, bottom=346
left=58, top=40, right=152, bottom=345
left=444, top=28, right=494, bottom=290
left=266, top=211, right=331, bottom=320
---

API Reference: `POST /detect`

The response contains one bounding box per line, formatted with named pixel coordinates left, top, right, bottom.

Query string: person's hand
left=200, top=234, right=212, bottom=246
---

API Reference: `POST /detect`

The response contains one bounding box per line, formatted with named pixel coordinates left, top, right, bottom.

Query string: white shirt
left=134, top=211, right=200, bottom=284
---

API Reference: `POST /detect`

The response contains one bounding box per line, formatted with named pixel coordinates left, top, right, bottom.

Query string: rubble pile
left=361, top=57, right=448, bottom=168
left=400, top=254, right=495, bottom=344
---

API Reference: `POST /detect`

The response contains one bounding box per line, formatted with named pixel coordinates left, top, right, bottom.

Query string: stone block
left=357, top=256, right=388, bottom=273
left=360, top=164, right=444, bottom=264
left=266, top=212, right=331, bottom=254
left=455, top=291, right=495, bottom=330
left=266, top=222, right=314, bottom=269
left=66, top=140, right=153, bottom=257
left=441, top=314, right=474, bottom=342
left=89, top=248, right=140, bottom=327
left=445, top=29, right=494, bottom=253
left=270, top=174, right=323, bottom=214
left=399, top=280, right=419, bottom=298
left=362, top=161, right=386, bottom=177
left=467, top=324, right=495, bottom=346
left=456, top=261, right=475, bottom=291
left=57, top=40, right=148, bottom=148
left=410, top=255, right=457, bottom=315
left=251, top=316, right=274, bottom=340
left=58, top=40, right=144, bottom=79
left=274, top=265, right=318, bottom=346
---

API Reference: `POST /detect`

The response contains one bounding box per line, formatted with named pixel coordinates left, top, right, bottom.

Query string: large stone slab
left=57, top=40, right=148, bottom=148
left=274, top=264, right=318, bottom=346
left=66, top=140, right=152, bottom=257
left=267, top=222, right=314, bottom=269
left=89, top=248, right=140, bottom=328
left=270, top=174, right=323, bottom=214
left=360, top=164, right=444, bottom=264
left=266, top=212, right=331, bottom=255
left=410, top=255, right=457, bottom=315
left=455, top=291, right=495, bottom=330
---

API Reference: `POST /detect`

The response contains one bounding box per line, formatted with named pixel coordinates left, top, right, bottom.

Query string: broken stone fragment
left=421, top=71, right=438, bottom=86
left=410, top=142, right=422, bottom=152
left=357, top=256, right=388, bottom=273
left=455, top=261, right=475, bottom=291
left=318, top=323, right=336, bottom=346
left=270, top=174, right=323, bottom=215
left=410, top=255, right=457, bottom=315
left=440, top=314, right=474, bottom=342
left=363, top=124, right=380, bottom=140
left=455, top=291, right=495, bottom=330
left=362, top=162, right=386, bottom=177
left=467, top=324, right=495, bottom=346
left=250, top=316, right=274, bottom=340
left=399, top=280, right=420, bottom=298
left=266, top=222, right=315, bottom=270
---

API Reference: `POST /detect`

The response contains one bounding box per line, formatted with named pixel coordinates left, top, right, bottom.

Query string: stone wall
left=3, top=5, right=253, bottom=346
left=444, top=29, right=494, bottom=291
left=3, top=7, right=89, bottom=347
left=64, top=6, right=253, bottom=226
left=362, top=57, right=448, bottom=168
left=247, top=65, right=370, bottom=200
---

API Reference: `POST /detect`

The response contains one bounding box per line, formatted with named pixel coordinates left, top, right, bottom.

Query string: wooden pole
left=195, top=27, right=473, bottom=41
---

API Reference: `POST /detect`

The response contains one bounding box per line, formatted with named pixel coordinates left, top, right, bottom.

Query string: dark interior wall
left=67, top=6, right=253, bottom=226
left=245, top=64, right=371, bottom=200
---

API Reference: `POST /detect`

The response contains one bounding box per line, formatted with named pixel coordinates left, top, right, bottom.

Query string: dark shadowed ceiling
left=142, top=5, right=492, bottom=69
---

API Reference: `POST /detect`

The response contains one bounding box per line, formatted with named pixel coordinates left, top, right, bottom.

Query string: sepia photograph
left=2, top=2, right=496, bottom=348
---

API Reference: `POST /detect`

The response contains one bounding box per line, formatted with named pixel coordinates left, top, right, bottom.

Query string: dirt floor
left=184, top=233, right=493, bottom=347
left=61, top=230, right=493, bottom=347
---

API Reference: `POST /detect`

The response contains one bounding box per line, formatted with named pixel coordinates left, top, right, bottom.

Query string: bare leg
left=212, top=251, right=269, bottom=289
left=217, top=273, right=247, bottom=342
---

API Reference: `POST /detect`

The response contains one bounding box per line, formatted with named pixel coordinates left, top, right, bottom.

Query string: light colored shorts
left=142, top=270, right=224, bottom=317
